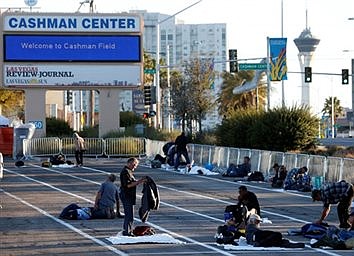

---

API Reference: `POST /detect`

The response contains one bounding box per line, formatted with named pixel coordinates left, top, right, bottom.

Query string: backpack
left=132, top=225, right=156, bottom=236
left=224, top=204, right=248, bottom=225
left=247, top=171, right=265, bottom=181
left=59, top=203, right=81, bottom=220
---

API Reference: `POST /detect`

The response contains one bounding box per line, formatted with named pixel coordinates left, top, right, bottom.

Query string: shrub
left=46, top=117, right=73, bottom=137
left=216, top=106, right=319, bottom=152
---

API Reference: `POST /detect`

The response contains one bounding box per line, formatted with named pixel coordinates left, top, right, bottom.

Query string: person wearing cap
left=312, top=180, right=354, bottom=229
left=91, top=173, right=124, bottom=219
left=238, top=185, right=261, bottom=216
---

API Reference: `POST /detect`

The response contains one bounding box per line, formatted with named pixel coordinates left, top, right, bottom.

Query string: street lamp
left=155, top=0, right=203, bottom=129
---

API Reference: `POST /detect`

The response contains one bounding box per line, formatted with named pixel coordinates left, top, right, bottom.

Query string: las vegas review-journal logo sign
left=4, top=65, right=141, bottom=88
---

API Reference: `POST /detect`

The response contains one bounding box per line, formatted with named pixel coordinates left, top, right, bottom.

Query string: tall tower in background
left=294, top=11, right=320, bottom=106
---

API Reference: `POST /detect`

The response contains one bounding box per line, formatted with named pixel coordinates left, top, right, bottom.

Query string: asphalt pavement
left=1, top=157, right=353, bottom=256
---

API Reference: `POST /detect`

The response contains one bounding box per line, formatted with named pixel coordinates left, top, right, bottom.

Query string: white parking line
left=0, top=187, right=128, bottom=256
left=4, top=167, right=235, bottom=256
left=5, top=166, right=344, bottom=256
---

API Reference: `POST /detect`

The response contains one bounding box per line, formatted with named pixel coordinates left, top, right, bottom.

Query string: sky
left=1, top=0, right=354, bottom=115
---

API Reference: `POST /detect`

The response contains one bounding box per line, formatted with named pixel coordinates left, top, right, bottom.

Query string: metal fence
left=22, top=137, right=146, bottom=159
left=21, top=137, right=354, bottom=183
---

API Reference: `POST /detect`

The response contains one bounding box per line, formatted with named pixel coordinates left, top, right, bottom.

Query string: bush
left=216, top=106, right=319, bottom=152
left=46, top=117, right=73, bottom=137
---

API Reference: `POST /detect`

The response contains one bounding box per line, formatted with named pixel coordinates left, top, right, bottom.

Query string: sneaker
left=122, top=231, right=135, bottom=237
left=116, top=212, right=125, bottom=218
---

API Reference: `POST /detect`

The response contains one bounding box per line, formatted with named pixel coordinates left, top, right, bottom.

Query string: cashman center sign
left=0, top=12, right=143, bottom=89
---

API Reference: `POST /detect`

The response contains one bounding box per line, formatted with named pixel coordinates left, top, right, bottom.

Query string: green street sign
left=144, top=69, right=156, bottom=74
left=239, top=63, right=267, bottom=70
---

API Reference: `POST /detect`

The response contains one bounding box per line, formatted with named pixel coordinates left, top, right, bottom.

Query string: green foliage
left=80, top=125, right=99, bottom=138
left=216, top=106, right=319, bottom=152
left=46, top=117, right=73, bottom=137
left=120, top=111, right=145, bottom=127
left=216, top=109, right=260, bottom=147
left=171, top=58, right=215, bottom=133
left=193, top=130, right=218, bottom=145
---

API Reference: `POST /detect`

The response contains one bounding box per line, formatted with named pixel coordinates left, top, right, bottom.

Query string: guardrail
left=21, top=137, right=354, bottom=183
left=23, top=137, right=145, bottom=159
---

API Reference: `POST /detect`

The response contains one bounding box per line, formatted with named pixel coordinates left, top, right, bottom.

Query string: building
left=130, top=10, right=227, bottom=130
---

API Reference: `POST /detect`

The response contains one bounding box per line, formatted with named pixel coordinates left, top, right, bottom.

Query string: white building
left=125, top=10, right=227, bottom=130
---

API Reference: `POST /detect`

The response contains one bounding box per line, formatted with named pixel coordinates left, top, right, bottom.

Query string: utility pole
left=155, top=0, right=203, bottom=129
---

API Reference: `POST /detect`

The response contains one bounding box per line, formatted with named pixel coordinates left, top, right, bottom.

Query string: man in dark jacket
left=174, top=132, right=191, bottom=169
left=238, top=185, right=261, bottom=216
left=120, top=157, right=146, bottom=236
left=312, top=180, right=354, bottom=229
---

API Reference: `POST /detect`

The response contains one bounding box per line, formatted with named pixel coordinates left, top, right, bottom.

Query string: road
left=1, top=157, right=353, bottom=256
left=319, top=137, right=354, bottom=147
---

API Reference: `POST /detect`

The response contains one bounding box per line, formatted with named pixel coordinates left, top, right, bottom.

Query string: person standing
left=174, top=131, right=191, bottom=170
left=119, top=157, right=146, bottom=236
left=91, top=173, right=124, bottom=219
left=73, top=132, right=85, bottom=167
left=312, top=180, right=354, bottom=229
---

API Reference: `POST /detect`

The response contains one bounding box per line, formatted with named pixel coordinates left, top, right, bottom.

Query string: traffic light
left=229, top=49, right=238, bottom=73
left=144, top=85, right=152, bottom=105
left=142, top=112, right=149, bottom=119
left=304, top=66, right=312, bottom=83
left=342, top=69, right=349, bottom=84
left=66, top=90, right=73, bottom=105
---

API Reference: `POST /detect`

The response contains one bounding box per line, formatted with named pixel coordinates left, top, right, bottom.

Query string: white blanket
left=107, top=232, right=185, bottom=244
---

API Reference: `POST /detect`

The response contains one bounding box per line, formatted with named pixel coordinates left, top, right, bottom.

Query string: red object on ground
left=0, top=127, right=14, bottom=156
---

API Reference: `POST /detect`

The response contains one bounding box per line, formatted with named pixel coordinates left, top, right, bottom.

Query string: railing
left=21, top=137, right=354, bottom=183
left=23, top=137, right=145, bottom=159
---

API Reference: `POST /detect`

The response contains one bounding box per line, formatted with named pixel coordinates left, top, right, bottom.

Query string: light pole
left=155, top=0, right=203, bottom=129
left=281, top=0, right=285, bottom=107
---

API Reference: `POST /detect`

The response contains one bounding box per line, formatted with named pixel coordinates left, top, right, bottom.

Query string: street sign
left=239, top=63, right=267, bottom=70
left=144, top=69, right=156, bottom=74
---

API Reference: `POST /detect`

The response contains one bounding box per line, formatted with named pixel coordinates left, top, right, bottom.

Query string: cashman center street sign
left=238, top=63, right=267, bottom=70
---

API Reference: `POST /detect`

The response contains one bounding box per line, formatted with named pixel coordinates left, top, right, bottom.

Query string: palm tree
left=321, top=96, right=343, bottom=119
left=217, top=70, right=267, bottom=117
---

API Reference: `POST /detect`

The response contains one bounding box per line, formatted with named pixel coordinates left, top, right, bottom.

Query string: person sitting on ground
left=91, top=173, right=124, bottom=219
left=223, top=156, right=251, bottom=177
left=246, top=214, right=304, bottom=248
left=311, top=212, right=354, bottom=249
left=284, top=166, right=311, bottom=191
left=271, top=164, right=287, bottom=188
left=237, top=185, right=261, bottom=217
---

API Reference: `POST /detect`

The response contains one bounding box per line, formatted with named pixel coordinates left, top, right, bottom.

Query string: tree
left=217, top=70, right=267, bottom=117
left=0, top=89, right=24, bottom=117
left=170, top=58, right=215, bottom=133
left=321, top=96, right=343, bottom=119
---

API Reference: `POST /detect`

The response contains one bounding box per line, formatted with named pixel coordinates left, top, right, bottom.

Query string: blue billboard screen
left=4, top=34, right=141, bottom=62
